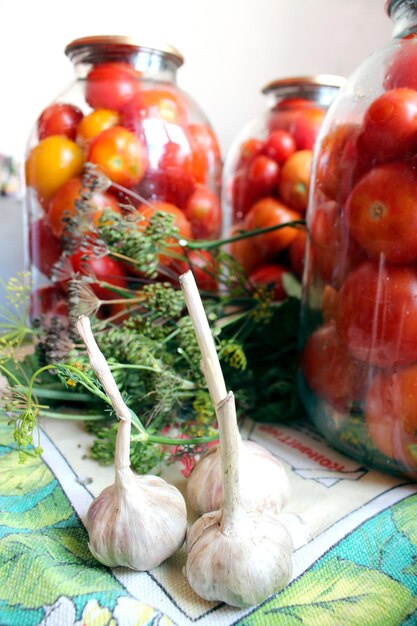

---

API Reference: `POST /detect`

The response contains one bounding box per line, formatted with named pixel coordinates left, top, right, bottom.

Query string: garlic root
left=76, top=315, right=187, bottom=571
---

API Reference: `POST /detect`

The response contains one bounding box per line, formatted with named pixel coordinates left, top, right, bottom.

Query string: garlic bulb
left=179, top=271, right=294, bottom=607
left=76, top=315, right=187, bottom=571
left=185, top=393, right=293, bottom=607
left=187, top=438, right=289, bottom=515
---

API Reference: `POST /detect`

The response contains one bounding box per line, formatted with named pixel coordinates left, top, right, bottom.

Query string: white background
left=0, top=0, right=393, bottom=160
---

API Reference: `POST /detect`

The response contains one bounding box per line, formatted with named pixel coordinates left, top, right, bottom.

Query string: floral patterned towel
left=2, top=417, right=417, bottom=626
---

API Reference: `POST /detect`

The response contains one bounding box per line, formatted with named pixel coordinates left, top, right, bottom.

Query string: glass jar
left=221, top=75, right=344, bottom=292
left=299, top=0, right=417, bottom=479
left=24, top=36, right=222, bottom=323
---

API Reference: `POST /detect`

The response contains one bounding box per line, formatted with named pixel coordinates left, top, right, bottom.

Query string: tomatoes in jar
left=76, top=108, right=120, bottom=146
left=70, top=251, right=128, bottom=300
left=184, top=185, right=221, bottom=240
left=87, top=126, right=147, bottom=188
left=279, top=149, right=312, bottom=212
left=337, top=262, right=417, bottom=368
left=301, top=321, right=368, bottom=410
left=27, top=136, right=84, bottom=203
left=244, top=197, right=300, bottom=258
left=346, top=162, right=417, bottom=263
left=85, top=62, right=141, bottom=111
left=360, top=88, right=417, bottom=161
left=29, top=217, right=63, bottom=278
left=38, top=103, right=83, bottom=141
left=48, top=177, right=122, bottom=237
left=365, top=366, right=417, bottom=465
left=248, top=264, right=288, bottom=301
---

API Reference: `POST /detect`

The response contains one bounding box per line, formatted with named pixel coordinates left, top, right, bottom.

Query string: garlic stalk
left=180, top=270, right=290, bottom=515
left=180, top=271, right=293, bottom=607
left=76, top=315, right=187, bottom=571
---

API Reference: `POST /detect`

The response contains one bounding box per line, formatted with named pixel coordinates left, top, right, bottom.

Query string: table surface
left=2, top=413, right=417, bottom=626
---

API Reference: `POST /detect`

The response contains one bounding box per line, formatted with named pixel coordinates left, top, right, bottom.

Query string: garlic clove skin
left=185, top=509, right=293, bottom=608
left=187, top=440, right=290, bottom=515
left=87, top=467, right=187, bottom=571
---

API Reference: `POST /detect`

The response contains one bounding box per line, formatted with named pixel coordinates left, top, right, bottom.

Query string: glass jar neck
left=69, top=47, right=180, bottom=83
left=264, top=82, right=343, bottom=110
left=388, top=0, right=417, bottom=38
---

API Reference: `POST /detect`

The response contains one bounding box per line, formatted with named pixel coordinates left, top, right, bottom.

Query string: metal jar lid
left=65, top=36, right=184, bottom=67
left=262, top=75, right=346, bottom=96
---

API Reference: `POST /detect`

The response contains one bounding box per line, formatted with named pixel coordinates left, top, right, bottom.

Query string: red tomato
left=346, top=162, right=417, bottom=263
left=236, top=138, right=263, bottom=169
left=291, top=108, right=326, bottom=150
left=135, top=201, right=192, bottom=270
left=121, top=89, right=187, bottom=125
left=384, top=37, right=417, bottom=91
left=279, top=150, right=312, bottom=212
left=26, top=136, right=84, bottom=203
left=315, top=123, right=362, bottom=202
left=261, top=130, right=296, bottom=164
left=232, top=170, right=258, bottom=221
left=247, top=155, right=280, bottom=197
left=85, top=62, right=141, bottom=111
left=188, top=250, right=218, bottom=291
left=135, top=169, right=194, bottom=209
left=71, top=252, right=128, bottom=300
left=87, top=126, right=147, bottom=188
left=337, top=261, right=417, bottom=368
left=248, top=264, right=287, bottom=301
left=76, top=108, right=120, bottom=146
left=38, top=103, right=83, bottom=141
left=187, top=123, right=221, bottom=185
left=301, top=321, right=367, bottom=410
left=229, top=226, right=265, bottom=274
left=183, top=185, right=221, bottom=239
left=269, top=107, right=325, bottom=150
left=29, top=285, right=67, bottom=320
left=244, top=197, right=300, bottom=258
left=29, top=217, right=63, bottom=277
left=48, top=177, right=122, bottom=237
left=158, top=141, right=193, bottom=178
left=365, top=367, right=417, bottom=463
left=288, top=229, right=307, bottom=279
left=310, top=200, right=364, bottom=286
left=360, top=88, right=417, bottom=161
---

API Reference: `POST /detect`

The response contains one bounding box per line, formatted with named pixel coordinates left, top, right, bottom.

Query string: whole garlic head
left=185, top=508, right=293, bottom=608
left=87, top=464, right=187, bottom=571
left=187, top=439, right=289, bottom=515
left=76, top=315, right=188, bottom=572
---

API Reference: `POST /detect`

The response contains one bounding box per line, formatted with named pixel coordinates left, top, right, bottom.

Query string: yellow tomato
left=26, top=136, right=84, bottom=203
left=76, top=108, right=120, bottom=145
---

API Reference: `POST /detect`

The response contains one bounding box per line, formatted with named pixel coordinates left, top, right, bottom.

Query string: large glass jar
left=299, top=0, right=417, bottom=479
left=222, top=75, right=344, bottom=293
left=24, top=36, right=222, bottom=322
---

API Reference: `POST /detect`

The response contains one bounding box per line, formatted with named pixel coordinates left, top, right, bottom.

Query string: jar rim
left=262, top=74, right=346, bottom=95
left=385, top=0, right=417, bottom=17
left=64, top=35, right=184, bottom=67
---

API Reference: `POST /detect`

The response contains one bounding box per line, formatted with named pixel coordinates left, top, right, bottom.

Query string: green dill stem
left=41, top=410, right=107, bottom=421
left=31, top=387, right=96, bottom=403
left=131, top=433, right=218, bottom=446
left=0, top=363, right=22, bottom=386
left=184, top=220, right=306, bottom=251
left=109, top=363, right=196, bottom=390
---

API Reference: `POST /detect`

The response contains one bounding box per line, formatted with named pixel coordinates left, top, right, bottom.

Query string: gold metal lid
left=262, top=74, right=346, bottom=95
left=65, top=36, right=184, bottom=67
